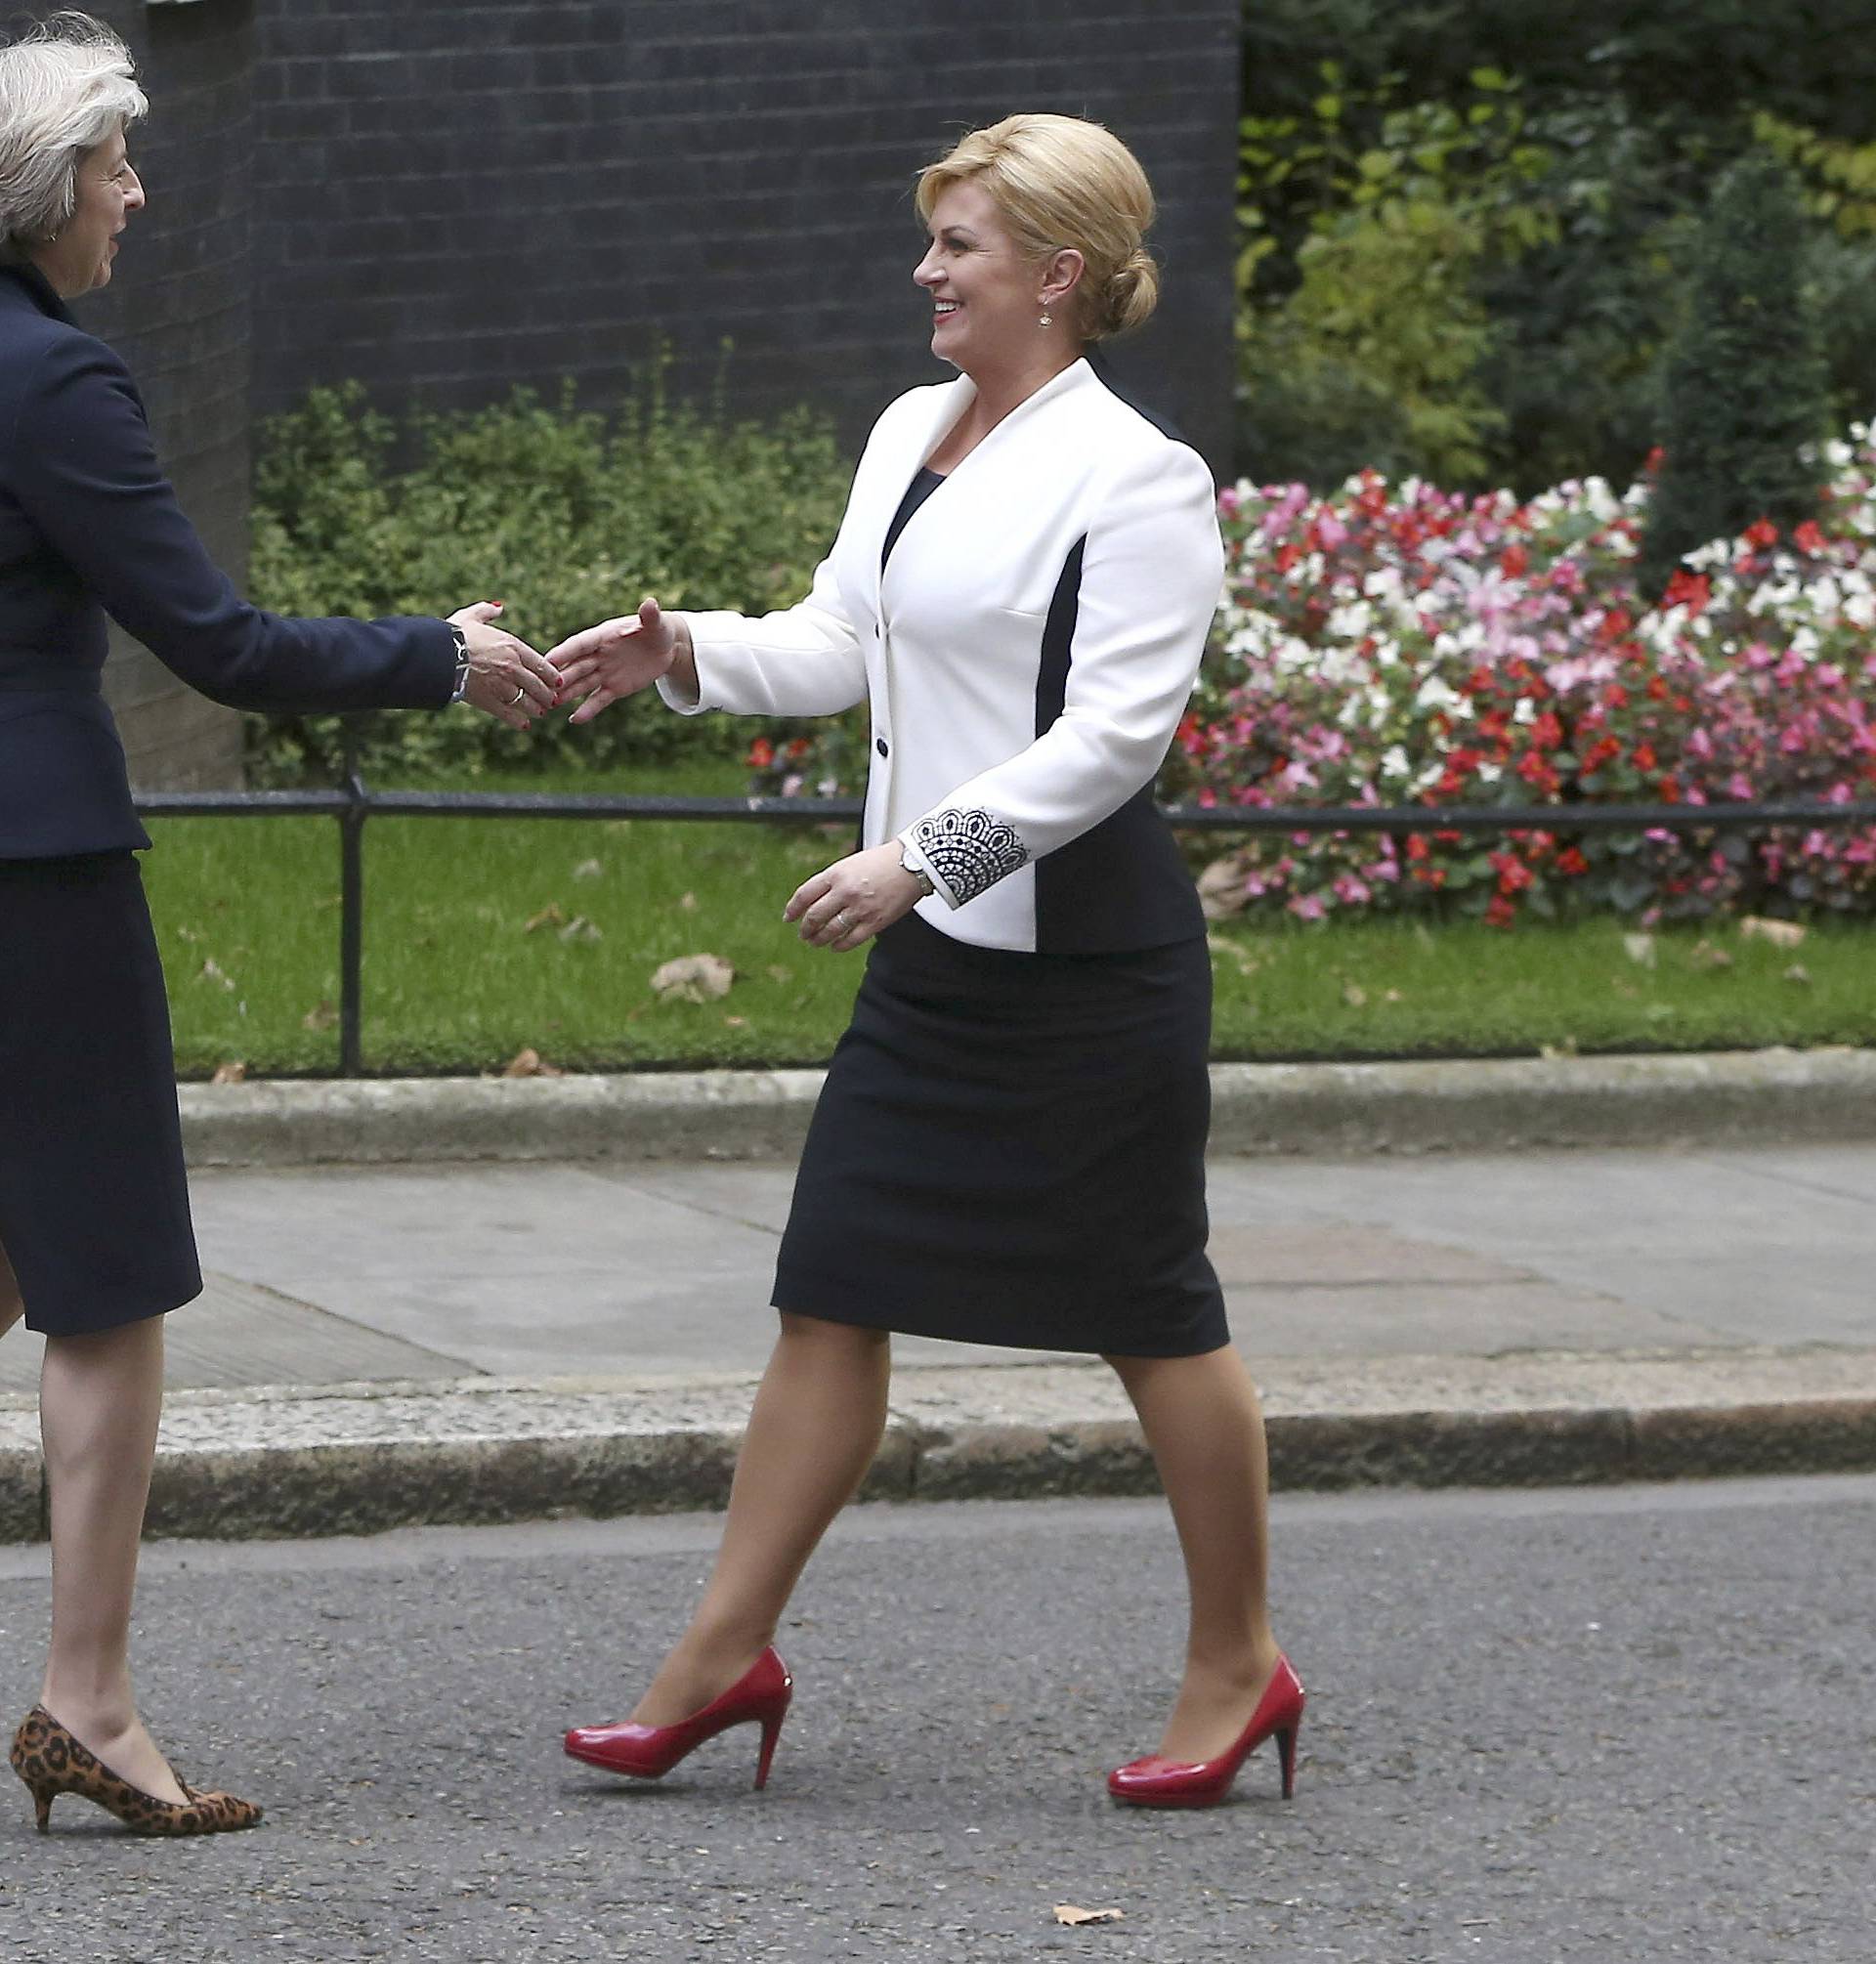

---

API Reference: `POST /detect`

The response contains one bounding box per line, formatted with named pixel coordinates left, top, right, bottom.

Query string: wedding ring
left=509, top=685, right=527, bottom=705
left=833, top=910, right=852, bottom=933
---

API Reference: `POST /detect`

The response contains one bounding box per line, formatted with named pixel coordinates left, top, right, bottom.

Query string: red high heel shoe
left=1107, top=1654, right=1305, bottom=1809
left=564, top=1647, right=793, bottom=1790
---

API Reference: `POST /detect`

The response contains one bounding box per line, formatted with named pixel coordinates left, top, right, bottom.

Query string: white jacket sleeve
left=904, top=444, right=1223, bottom=909
left=655, top=433, right=884, bottom=719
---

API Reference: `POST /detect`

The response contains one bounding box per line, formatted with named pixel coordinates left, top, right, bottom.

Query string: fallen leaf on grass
left=1621, top=932, right=1656, bottom=969
left=678, top=890, right=699, bottom=913
left=197, top=958, right=235, bottom=990
left=1384, top=987, right=1404, bottom=1003
left=1197, top=856, right=1253, bottom=921
left=1689, top=941, right=1733, bottom=971
left=1540, top=1040, right=1579, bottom=1059
left=572, top=858, right=603, bottom=880
left=651, top=953, right=735, bottom=1003
left=1342, top=983, right=1368, bottom=1007
left=557, top=916, right=603, bottom=944
left=1205, top=934, right=1261, bottom=978
left=1740, top=916, right=1806, bottom=949
left=1784, top=962, right=1812, bottom=986
left=524, top=903, right=566, bottom=934
left=301, top=1000, right=338, bottom=1032
left=765, top=964, right=794, bottom=983
left=724, top=1015, right=747, bottom=1028
left=1053, top=1904, right=1125, bottom=1927
left=502, top=1047, right=566, bottom=1078
left=210, top=1060, right=246, bottom=1085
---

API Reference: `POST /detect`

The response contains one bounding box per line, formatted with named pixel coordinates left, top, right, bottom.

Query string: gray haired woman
left=0, top=11, right=556, bottom=1836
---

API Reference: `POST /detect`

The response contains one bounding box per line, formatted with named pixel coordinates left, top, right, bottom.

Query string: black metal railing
left=135, top=736, right=1876, bottom=1076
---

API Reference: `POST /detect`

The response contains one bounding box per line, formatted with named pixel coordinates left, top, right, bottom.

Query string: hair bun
left=1098, top=249, right=1160, bottom=339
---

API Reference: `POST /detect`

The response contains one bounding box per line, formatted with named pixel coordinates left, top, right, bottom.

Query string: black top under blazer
left=0, top=262, right=455, bottom=861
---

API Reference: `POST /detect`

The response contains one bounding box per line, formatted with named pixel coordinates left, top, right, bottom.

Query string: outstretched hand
left=449, top=602, right=558, bottom=730
left=548, top=597, right=682, bottom=724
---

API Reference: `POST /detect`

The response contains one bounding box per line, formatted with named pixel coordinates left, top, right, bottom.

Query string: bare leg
left=1105, top=1344, right=1283, bottom=1763
left=37, top=1312, right=187, bottom=1805
left=0, top=1235, right=22, bottom=1343
left=631, top=1311, right=891, bottom=1725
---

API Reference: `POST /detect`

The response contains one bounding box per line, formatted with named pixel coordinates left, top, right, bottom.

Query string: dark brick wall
left=250, top=0, right=1241, bottom=473
left=86, top=0, right=254, bottom=790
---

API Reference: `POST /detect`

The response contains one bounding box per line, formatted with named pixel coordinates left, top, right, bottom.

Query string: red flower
left=1556, top=847, right=1589, bottom=876
left=1793, top=519, right=1826, bottom=555
left=747, top=738, right=775, bottom=768
left=1499, top=542, right=1529, bottom=578
left=1743, top=518, right=1779, bottom=549
left=1531, top=711, right=1564, bottom=750
left=1484, top=894, right=1516, bottom=928
left=1406, top=834, right=1430, bottom=863
left=1632, top=743, right=1657, bottom=771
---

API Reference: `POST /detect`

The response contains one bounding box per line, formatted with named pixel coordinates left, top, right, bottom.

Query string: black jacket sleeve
left=12, top=331, right=454, bottom=709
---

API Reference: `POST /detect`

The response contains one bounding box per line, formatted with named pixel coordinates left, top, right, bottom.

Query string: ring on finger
left=509, top=684, right=527, bottom=706
left=832, top=909, right=852, bottom=933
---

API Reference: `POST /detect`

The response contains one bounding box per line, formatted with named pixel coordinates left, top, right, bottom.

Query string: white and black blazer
left=661, top=356, right=1224, bottom=954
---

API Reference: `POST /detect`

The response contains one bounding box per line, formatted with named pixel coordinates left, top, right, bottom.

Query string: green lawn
left=144, top=764, right=1876, bottom=1077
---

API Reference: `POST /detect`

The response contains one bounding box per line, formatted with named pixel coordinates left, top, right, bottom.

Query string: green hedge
left=246, top=361, right=852, bottom=784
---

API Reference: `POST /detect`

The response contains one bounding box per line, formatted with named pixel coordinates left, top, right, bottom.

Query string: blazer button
left=875, top=737, right=889, bottom=758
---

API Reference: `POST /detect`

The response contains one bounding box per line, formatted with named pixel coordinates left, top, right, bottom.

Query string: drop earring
left=1038, top=302, right=1052, bottom=328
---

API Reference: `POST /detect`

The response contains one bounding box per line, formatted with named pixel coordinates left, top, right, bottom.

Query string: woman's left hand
left=786, top=843, right=924, bottom=952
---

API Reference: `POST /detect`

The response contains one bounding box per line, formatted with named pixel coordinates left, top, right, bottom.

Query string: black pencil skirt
left=0, top=852, right=202, bottom=1335
left=773, top=912, right=1227, bottom=1358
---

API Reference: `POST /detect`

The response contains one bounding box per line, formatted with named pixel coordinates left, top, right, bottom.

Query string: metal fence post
left=338, top=724, right=367, bottom=1077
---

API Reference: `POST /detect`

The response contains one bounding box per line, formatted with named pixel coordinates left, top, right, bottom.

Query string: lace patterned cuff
left=907, top=807, right=1031, bottom=908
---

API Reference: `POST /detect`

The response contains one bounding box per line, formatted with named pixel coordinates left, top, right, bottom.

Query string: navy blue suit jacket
left=0, top=261, right=454, bottom=859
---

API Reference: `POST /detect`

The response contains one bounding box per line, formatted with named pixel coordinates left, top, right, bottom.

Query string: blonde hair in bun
left=916, top=113, right=1161, bottom=341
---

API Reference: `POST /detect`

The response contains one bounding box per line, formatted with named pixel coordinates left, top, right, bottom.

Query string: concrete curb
left=5, top=1347, right=1874, bottom=1543
left=177, top=1048, right=1876, bottom=1169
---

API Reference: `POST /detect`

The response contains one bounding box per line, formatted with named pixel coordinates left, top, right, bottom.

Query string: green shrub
left=1640, top=154, right=1832, bottom=592
left=246, top=360, right=852, bottom=784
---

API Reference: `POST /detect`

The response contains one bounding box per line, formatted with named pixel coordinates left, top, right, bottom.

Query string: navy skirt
left=0, top=852, right=201, bottom=1335
left=774, top=913, right=1227, bottom=1357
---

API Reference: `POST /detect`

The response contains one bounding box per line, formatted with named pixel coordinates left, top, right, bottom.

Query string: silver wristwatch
left=898, top=837, right=936, bottom=899
left=446, top=622, right=472, bottom=704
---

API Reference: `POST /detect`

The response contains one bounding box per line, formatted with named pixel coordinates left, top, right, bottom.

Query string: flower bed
left=1184, top=429, right=1876, bottom=923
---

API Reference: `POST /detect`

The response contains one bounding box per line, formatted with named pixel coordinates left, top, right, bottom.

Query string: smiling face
left=35, top=121, right=144, bottom=298
left=913, top=179, right=1079, bottom=377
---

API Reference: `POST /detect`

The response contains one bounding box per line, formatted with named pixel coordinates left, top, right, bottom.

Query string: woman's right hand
left=548, top=597, right=693, bottom=723
left=449, top=602, right=560, bottom=729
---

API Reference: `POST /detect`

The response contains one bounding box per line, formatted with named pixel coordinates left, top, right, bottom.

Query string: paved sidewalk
left=4, top=1141, right=1876, bottom=1536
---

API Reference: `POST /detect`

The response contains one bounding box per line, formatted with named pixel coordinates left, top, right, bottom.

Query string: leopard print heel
left=10, top=1707, right=262, bottom=1837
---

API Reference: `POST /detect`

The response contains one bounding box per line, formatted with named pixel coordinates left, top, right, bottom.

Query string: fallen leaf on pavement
left=651, top=953, right=735, bottom=1003
left=210, top=1060, right=246, bottom=1085
left=502, top=1047, right=566, bottom=1078
left=524, top=903, right=566, bottom=933
left=1053, top=1904, right=1125, bottom=1927
left=1741, top=916, right=1806, bottom=949
left=302, top=1000, right=338, bottom=1032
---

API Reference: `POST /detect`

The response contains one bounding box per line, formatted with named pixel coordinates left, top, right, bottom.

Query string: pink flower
left=1288, top=893, right=1326, bottom=921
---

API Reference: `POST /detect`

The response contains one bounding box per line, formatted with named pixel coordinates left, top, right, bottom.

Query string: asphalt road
left=1, top=1475, right=1871, bottom=1962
